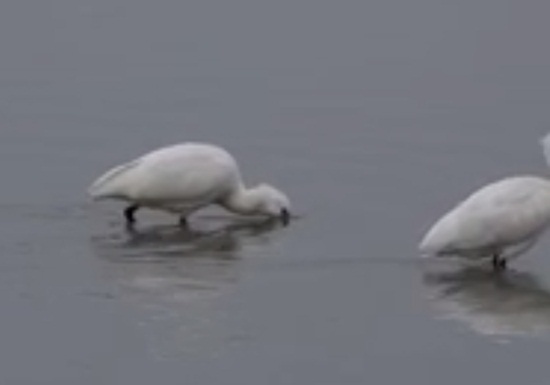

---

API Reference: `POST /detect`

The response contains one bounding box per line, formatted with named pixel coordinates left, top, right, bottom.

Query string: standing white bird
left=420, top=176, right=550, bottom=269
left=88, top=143, right=291, bottom=226
left=420, top=135, right=550, bottom=270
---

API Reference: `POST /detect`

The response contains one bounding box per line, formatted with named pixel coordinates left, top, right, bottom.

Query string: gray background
left=1, top=0, right=550, bottom=383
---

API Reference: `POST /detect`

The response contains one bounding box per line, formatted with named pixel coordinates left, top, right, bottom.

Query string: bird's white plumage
left=420, top=176, right=550, bottom=260
left=89, top=143, right=290, bottom=220
left=542, top=133, right=550, bottom=169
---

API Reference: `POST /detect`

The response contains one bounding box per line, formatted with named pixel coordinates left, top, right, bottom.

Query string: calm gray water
left=2, top=0, right=550, bottom=383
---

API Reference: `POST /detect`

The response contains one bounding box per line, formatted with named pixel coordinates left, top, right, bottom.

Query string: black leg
left=491, top=253, right=507, bottom=271
left=124, top=204, right=139, bottom=224
left=179, top=216, right=188, bottom=228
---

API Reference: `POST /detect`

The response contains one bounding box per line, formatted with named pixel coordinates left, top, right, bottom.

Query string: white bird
left=420, top=135, right=550, bottom=270
left=88, top=143, right=291, bottom=226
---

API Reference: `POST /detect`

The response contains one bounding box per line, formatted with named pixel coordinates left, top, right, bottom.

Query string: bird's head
left=251, top=183, right=292, bottom=225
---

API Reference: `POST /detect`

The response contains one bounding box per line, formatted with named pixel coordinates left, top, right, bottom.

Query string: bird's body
left=89, top=143, right=291, bottom=225
left=420, top=176, right=550, bottom=267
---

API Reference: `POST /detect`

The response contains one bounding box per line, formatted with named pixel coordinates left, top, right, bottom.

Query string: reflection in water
left=423, top=266, right=550, bottom=338
left=91, top=217, right=282, bottom=303
left=90, top=217, right=283, bottom=358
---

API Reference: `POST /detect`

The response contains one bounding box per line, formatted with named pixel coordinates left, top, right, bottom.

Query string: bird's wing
left=130, top=156, right=235, bottom=203
left=421, top=179, right=550, bottom=255
left=453, top=184, right=550, bottom=249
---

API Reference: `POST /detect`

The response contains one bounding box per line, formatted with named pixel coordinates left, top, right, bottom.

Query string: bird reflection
left=423, top=265, right=550, bottom=337
left=90, top=217, right=284, bottom=304
left=97, top=216, right=282, bottom=258
left=89, top=217, right=285, bottom=358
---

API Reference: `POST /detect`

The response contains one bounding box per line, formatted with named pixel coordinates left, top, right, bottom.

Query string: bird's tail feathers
left=88, top=160, right=140, bottom=199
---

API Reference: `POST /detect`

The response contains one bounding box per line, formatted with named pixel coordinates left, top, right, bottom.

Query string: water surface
left=2, top=0, right=550, bottom=383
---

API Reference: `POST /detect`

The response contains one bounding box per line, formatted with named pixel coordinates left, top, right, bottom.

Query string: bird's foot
left=491, top=254, right=507, bottom=271
left=178, top=216, right=188, bottom=228
left=124, top=204, right=139, bottom=225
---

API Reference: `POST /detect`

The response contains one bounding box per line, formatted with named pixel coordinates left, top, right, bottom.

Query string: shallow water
left=2, top=0, right=550, bottom=383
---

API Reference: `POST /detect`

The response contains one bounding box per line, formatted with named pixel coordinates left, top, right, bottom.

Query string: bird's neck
left=221, top=184, right=260, bottom=215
